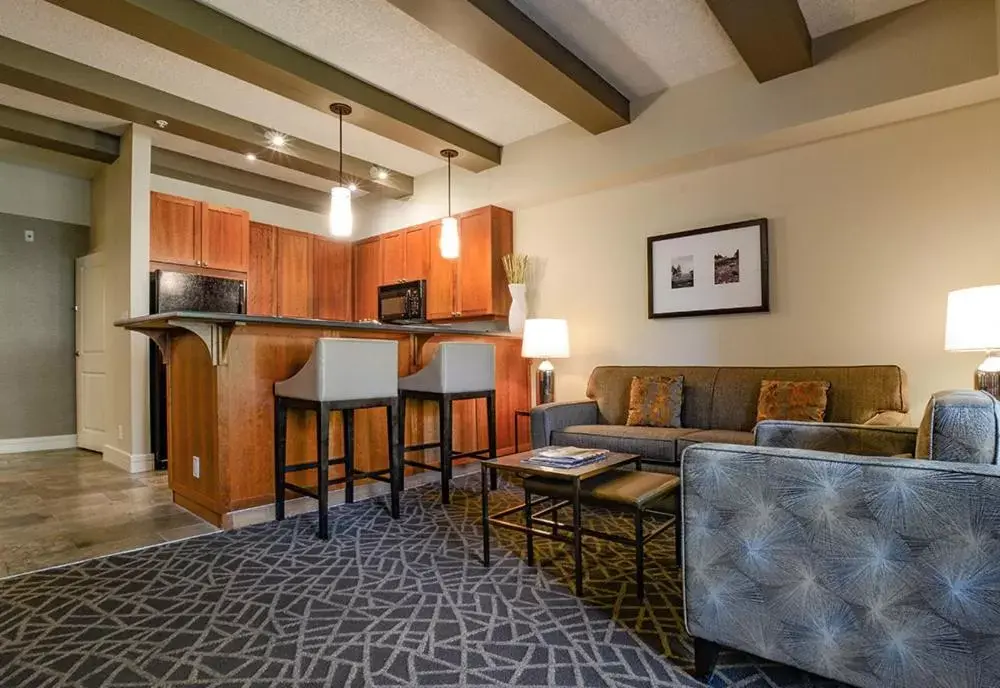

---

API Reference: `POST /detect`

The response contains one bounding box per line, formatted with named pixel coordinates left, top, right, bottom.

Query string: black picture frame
left=647, top=218, right=769, bottom=319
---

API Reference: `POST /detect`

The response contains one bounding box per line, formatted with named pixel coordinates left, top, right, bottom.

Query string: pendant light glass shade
left=440, top=216, right=459, bottom=259
left=329, top=186, right=353, bottom=237
left=329, top=102, right=353, bottom=238
left=440, top=148, right=459, bottom=259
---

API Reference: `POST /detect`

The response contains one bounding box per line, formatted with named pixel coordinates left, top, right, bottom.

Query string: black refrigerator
left=149, top=270, right=246, bottom=470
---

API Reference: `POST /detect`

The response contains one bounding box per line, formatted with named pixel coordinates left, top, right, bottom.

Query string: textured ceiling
left=199, top=0, right=568, bottom=145
left=509, top=0, right=741, bottom=99
left=0, top=0, right=443, bottom=176
left=799, top=0, right=928, bottom=37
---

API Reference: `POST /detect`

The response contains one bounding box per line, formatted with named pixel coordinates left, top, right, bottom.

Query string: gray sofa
left=531, top=365, right=909, bottom=471
left=682, top=390, right=1000, bottom=687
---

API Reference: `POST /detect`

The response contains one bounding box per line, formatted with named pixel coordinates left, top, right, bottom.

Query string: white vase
left=508, top=283, right=527, bottom=334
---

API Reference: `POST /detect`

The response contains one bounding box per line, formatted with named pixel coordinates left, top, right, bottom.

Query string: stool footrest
left=404, top=459, right=441, bottom=472
left=283, top=457, right=346, bottom=474
left=403, top=442, right=441, bottom=453
left=451, top=449, right=491, bottom=460
left=282, top=483, right=319, bottom=500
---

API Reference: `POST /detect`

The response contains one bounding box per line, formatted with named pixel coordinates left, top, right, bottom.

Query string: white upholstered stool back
left=398, top=342, right=495, bottom=394
left=274, top=338, right=398, bottom=402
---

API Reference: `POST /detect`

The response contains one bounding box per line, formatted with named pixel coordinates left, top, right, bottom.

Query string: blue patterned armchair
left=681, top=390, right=1000, bottom=688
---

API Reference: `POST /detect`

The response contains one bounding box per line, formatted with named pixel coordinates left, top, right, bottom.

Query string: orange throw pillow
left=756, top=380, right=830, bottom=423
left=626, top=376, right=683, bottom=427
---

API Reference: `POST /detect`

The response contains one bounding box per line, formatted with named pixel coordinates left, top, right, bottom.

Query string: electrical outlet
left=193, top=456, right=201, bottom=479
left=24, top=230, right=34, bottom=243
left=117, top=424, right=124, bottom=441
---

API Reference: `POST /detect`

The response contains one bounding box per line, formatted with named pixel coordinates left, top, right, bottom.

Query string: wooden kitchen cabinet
left=275, top=228, right=313, bottom=318
left=247, top=222, right=276, bottom=316
left=403, top=223, right=430, bottom=282
left=381, top=231, right=405, bottom=284
left=353, top=236, right=382, bottom=321
left=426, top=207, right=512, bottom=321
left=313, top=238, right=353, bottom=321
left=200, top=204, right=250, bottom=272
left=150, top=192, right=200, bottom=267
left=149, top=192, right=250, bottom=273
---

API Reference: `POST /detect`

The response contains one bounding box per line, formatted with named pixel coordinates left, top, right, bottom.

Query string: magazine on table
left=521, top=446, right=609, bottom=468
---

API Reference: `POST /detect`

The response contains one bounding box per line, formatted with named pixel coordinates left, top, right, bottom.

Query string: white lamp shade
left=440, top=216, right=459, bottom=259
left=521, top=319, right=569, bottom=359
left=945, top=285, right=1000, bottom=351
left=329, top=186, right=353, bottom=237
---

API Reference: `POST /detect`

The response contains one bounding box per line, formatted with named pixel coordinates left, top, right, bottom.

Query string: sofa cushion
left=551, top=425, right=699, bottom=463
left=677, top=429, right=754, bottom=454
left=626, top=375, right=683, bottom=427
left=587, top=366, right=719, bottom=427
left=756, top=379, right=830, bottom=423
left=524, top=469, right=680, bottom=508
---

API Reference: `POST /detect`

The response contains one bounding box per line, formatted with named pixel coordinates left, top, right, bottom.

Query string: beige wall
left=0, top=160, right=91, bottom=225
left=90, top=126, right=152, bottom=470
left=515, top=99, right=1000, bottom=414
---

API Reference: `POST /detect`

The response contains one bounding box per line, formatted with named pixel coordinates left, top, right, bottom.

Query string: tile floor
left=0, top=448, right=218, bottom=579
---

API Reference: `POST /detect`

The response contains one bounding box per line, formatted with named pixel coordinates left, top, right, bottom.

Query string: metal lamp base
left=975, top=352, right=1000, bottom=398
left=537, top=360, right=555, bottom=405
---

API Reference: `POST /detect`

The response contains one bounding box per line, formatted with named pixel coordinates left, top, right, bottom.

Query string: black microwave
left=378, top=279, right=427, bottom=324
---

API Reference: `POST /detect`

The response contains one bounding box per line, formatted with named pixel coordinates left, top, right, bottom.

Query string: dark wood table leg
left=573, top=477, right=583, bottom=596
left=524, top=484, right=534, bottom=567
left=481, top=462, right=491, bottom=567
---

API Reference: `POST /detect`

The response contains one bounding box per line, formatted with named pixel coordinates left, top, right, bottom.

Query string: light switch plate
left=193, top=456, right=201, bottom=479
left=24, top=230, right=34, bottom=242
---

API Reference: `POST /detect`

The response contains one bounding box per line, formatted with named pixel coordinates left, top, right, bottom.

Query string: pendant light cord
left=447, top=154, right=452, bottom=216
left=338, top=110, right=343, bottom=188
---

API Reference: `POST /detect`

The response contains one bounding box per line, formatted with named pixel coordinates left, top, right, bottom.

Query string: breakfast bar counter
left=118, top=312, right=529, bottom=528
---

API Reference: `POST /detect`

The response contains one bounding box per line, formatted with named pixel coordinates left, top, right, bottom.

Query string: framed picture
left=647, top=218, right=769, bottom=319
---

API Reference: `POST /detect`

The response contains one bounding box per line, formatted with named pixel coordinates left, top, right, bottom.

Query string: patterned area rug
left=0, top=477, right=845, bottom=687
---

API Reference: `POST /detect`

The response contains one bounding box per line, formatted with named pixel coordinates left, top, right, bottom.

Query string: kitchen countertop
left=115, top=311, right=520, bottom=338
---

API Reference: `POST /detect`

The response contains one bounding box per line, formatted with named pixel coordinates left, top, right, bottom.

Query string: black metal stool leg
left=343, top=408, right=355, bottom=504
left=524, top=485, right=534, bottom=567
left=635, top=510, right=645, bottom=602
left=317, top=402, right=330, bottom=540
left=388, top=399, right=401, bottom=519
left=274, top=397, right=287, bottom=521
left=439, top=396, right=453, bottom=505
left=486, top=390, right=498, bottom=490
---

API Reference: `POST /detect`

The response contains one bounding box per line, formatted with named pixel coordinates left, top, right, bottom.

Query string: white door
left=76, top=253, right=107, bottom=452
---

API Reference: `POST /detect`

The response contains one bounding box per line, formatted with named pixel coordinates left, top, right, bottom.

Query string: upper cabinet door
left=381, top=231, right=405, bottom=285
left=150, top=192, right=200, bottom=267
left=456, top=208, right=494, bottom=317
left=353, top=237, right=382, bottom=321
left=247, top=222, right=276, bottom=316
left=276, top=229, right=313, bottom=318
left=314, top=238, right=352, bottom=321
left=201, top=204, right=250, bottom=272
left=426, top=222, right=456, bottom=321
left=403, top=224, right=430, bottom=282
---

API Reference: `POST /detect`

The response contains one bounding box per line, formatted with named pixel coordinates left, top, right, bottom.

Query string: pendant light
left=328, top=103, right=353, bottom=238
left=440, top=149, right=459, bottom=259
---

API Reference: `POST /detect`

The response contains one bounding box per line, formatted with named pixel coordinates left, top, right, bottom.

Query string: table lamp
left=521, top=318, right=569, bottom=404
left=945, top=285, right=1000, bottom=397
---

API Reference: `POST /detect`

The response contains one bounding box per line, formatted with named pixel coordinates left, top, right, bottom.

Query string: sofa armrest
left=530, top=400, right=598, bottom=449
left=681, top=442, right=1000, bottom=688
left=754, top=420, right=917, bottom=456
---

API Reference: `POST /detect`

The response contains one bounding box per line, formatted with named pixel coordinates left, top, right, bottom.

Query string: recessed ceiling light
left=369, top=166, right=389, bottom=181
left=265, top=131, right=288, bottom=149
left=245, top=153, right=257, bottom=162
left=155, top=119, right=168, bottom=129
left=347, top=183, right=358, bottom=192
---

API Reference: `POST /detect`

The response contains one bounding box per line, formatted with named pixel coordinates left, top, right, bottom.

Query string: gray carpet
left=0, top=477, right=845, bottom=687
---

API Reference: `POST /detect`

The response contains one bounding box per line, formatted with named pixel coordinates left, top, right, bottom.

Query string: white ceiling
left=0, top=0, right=930, bottom=184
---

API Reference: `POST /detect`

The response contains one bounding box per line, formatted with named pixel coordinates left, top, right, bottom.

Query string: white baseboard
left=0, top=434, right=78, bottom=455
left=102, top=445, right=155, bottom=473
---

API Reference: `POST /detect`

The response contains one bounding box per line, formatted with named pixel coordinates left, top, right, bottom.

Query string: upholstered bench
left=523, top=469, right=680, bottom=600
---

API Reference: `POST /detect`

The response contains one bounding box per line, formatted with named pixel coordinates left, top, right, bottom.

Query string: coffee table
left=480, top=450, right=648, bottom=596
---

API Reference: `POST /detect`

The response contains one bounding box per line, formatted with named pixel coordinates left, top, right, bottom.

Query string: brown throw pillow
left=756, top=380, right=831, bottom=423
left=626, top=376, right=683, bottom=427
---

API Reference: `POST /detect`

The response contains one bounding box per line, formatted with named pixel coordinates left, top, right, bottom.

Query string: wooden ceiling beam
left=385, top=0, right=630, bottom=133
left=0, top=104, right=119, bottom=163
left=0, top=38, right=413, bottom=198
left=44, top=0, right=502, bottom=172
left=705, top=0, right=813, bottom=82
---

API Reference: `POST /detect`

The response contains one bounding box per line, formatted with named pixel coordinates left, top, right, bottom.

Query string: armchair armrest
left=530, top=400, right=598, bottom=449
left=754, top=420, right=917, bottom=457
left=681, top=442, right=1000, bottom=687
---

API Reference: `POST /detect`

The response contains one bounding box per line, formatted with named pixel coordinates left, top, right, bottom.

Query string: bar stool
left=399, top=342, right=497, bottom=505
left=274, top=338, right=401, bottom=539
